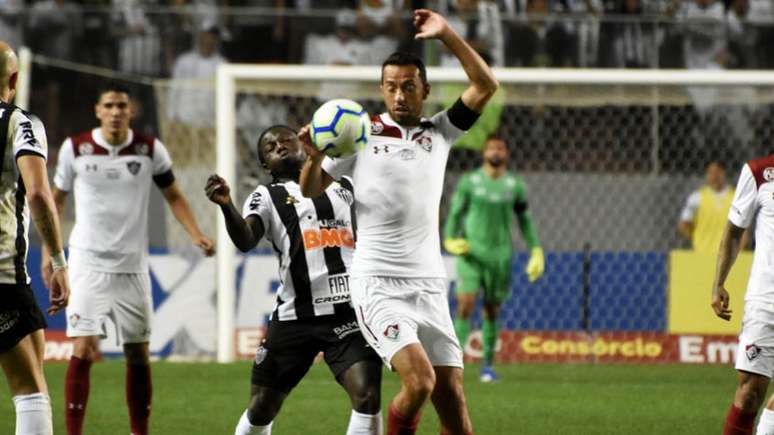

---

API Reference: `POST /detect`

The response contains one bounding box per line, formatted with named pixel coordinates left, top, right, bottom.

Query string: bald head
left=0, top=41, right=18, bottom=102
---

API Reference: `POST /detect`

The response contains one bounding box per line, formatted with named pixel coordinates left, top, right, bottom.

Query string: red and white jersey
left=54, top=128, right=174, bottom=273
left=322, top=111, right=464, bottom=279
left=729, top=156, right=774, bottom=303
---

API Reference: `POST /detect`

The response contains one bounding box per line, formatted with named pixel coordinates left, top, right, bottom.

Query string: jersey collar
left=380, top=112, right=432, bottom=135
left=92, top=128, right=134, bottom=151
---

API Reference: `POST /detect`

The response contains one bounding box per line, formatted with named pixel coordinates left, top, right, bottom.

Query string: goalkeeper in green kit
left=444, top=135, right=544, bottom=382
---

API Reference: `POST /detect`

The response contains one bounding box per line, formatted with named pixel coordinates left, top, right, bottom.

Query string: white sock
left=234, top=409, right=272, bottom=435
left=757, top=408, right=774, bottom=435
left=346, top=410, right=383, bottom=435
left=12, top=393, right=52, bottom=435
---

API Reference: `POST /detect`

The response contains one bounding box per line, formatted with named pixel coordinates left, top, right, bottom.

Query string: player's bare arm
left=40, top=186, right=68, bottom=288
left=711, top=221, right=746, bottom=321
left=161, top=181, right=215, bottom=256
left=677, top=220, right=694, bottom=241
left=414, top=9, right=498, bottom=112
left=18, top=154, right=70, bottom=315
left=298, top=124, right=333, bottom=198
left=205, top=174, right=264, bottom=252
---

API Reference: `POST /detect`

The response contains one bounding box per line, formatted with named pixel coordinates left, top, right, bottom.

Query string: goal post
left=214, top=65, right=774, bottom=363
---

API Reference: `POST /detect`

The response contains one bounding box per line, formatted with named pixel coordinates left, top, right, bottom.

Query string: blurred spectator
left=599, top=0, right=657, bottom=68
left=726, top=0, right=756, bottom=68
left=81, top=0, right=115, bottom=68
left=678, top=160, right=742, bottom=253
left=0, top=0, right=24, bottom=50
left=441, top=0, right=505, bottom=67
left=224, top=0, right=286, bottom=63
left=303, top=9, right=369, bottom=65
left=167, top=26, right=225, bottom=127
left=355, top=0, right=407, bottom=62
left=674, top=0, right=727, bottom=70
left=507, top=0, right=577, bottom=66
left=111, top=0, right=163, bottom=76
left=28, top=0, right=83, bottom=61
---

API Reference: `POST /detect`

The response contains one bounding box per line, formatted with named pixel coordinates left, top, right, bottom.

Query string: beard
left=486, top=157, right=505, bottom=167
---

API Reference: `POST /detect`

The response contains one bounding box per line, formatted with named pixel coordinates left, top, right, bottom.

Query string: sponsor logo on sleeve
left=18, top=121, right=39, bottom=148
left=249, top=192, right=262, bottom=210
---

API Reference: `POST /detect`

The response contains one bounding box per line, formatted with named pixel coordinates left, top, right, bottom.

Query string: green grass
left=1, top=361, right=737, bottom=434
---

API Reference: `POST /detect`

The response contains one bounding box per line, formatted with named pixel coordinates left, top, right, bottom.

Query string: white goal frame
left=215, top=65, right=774, bottom=363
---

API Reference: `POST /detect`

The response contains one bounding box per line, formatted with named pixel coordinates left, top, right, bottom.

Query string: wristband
left=51, top=251, right=67, bottom=270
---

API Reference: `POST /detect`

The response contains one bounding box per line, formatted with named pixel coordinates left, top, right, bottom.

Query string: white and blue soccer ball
left=311, top=99, right=370, bottom=158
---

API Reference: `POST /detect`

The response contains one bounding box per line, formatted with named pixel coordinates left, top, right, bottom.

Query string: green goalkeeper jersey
left=444, top=168, right=539, bottom=261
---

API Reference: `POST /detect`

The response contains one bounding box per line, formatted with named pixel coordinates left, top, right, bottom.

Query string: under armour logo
left=85, top=164, right=97, bottom=172
left=373, top=145, right=389, bottom=154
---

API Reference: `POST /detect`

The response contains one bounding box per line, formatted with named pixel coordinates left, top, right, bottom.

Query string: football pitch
left=1, top=361, right=736, bottom=434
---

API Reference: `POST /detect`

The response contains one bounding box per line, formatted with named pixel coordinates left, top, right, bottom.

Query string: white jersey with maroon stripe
left=322, top=111, right=464, bottom=279
left=54, top=128, right=173, bottom=273
left=729, top=156, right=774, bottom=303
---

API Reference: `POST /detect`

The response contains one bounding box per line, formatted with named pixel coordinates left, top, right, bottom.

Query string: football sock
left=454, top=318, right=470, bottom=349
left=65, top=356, right=92, bottom=435
left=235, top=410, right=272, bottom=435
left=126, top=363, right=152, bottom=435
left=724, top=405, right=757, bottom=435
left=346, top=409, right=383, bottom=435
left=13, top=392, right=52, bottom=435
left=482, top=319, right=498, bottom=366
left=757, top=408, right=774, bottom=435
left=387, top=403, right=420, bottom=435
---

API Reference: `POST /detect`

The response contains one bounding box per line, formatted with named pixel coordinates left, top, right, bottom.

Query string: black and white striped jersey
left=242, top=178, right=356, bottom=321
left=0, top=101, right=48, bottom=285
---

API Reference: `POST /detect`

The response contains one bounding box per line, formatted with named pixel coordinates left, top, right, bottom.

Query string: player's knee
left=123, top=344, right=150, bottom=365
left=247, top=388, right=284, bottom=425
left=735, top=376, right=768, bottom=412
left=350, top=383, right=381, bottom=414
left=404, top=368, right=436, bottom=401
left=72, top=338, right=99, bottom=361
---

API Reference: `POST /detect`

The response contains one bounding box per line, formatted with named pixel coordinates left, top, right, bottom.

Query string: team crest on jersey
left=79, top=142, right=94, bottom=156
left=134, top=143, right=150, bottom=156
left=334, top=187, right=353, bottom=205
left=383, top=324, right=400, bottom=340
left=415, top=136, right=432, bottom=152
left=746, top=344, right=761, bottom=361
left=254, top=346, right=268, bottom=366
left=764, top=168, right=774, bottom=182
left=371, top=122, right=384, bottom=135
left=286, top=195, right=299, bottom=205
left=127, top=161, right=142, bottom=175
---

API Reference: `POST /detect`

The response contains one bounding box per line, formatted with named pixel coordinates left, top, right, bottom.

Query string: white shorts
left=66, top=267, right=152, bottom=345
left=735, top=301, right=774, bottom=378
left=351, top=276, right=462, bottom=370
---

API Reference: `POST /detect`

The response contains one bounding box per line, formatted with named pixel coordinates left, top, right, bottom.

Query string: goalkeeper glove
left=444, top=238, right=470, bottom=256
left=526, top=247, right=545, bottom=283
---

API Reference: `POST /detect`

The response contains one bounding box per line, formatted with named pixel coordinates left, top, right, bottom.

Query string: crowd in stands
left=1, top=0, right=772, bottom=75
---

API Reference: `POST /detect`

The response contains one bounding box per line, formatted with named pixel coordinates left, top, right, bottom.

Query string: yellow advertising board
left=669, top=249, right=753, bottom=335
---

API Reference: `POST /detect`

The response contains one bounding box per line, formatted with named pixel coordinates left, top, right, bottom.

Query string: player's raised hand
left=194, top=234, right=216, bottom=257
left=298, top=124, right=323, bottom=163
left=205, top=174, right=231, bottom=205
left=47, top=268, right=70, bottom=316
left=414, top=9, right=450, bottom=40
left=711, top=287, right=733, bottom=321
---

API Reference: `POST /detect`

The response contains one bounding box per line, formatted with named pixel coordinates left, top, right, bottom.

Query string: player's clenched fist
left=47, top=268, right=70, bottom=316
left=205, top=174, right=231, bottom=205
left=711, top=287, right=733, bottom=321
left=298, top=124, right=323, bottom=163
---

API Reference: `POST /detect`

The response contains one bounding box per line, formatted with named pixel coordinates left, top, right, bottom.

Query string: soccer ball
left=311, top=99, right=371, bottom=158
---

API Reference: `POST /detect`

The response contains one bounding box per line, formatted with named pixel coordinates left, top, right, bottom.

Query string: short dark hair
left=96, top=82, right=132, bottom=101
left=381, top=52, right=427, bottom=85
left=704, top=159, right=726, bottom=171
left=256, top=125, right=296, bottom=165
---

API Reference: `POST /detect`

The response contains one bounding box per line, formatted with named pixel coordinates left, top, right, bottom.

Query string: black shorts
left=0, top=284, right=47, bottom=354
left=251, top=310, right=381, bottom=394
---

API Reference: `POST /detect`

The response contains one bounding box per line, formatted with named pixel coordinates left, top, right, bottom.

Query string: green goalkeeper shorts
left=455, top=255, right=512, bottom=304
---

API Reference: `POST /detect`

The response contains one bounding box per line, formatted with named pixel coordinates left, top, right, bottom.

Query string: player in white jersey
left=300, top=9, right=498, bottom=435
left=713, top=156, right=774, bottom=435
left=44, top=84, right=214, bottom=435
left=206, top=125, right=382, bottom=435
left=0, top=41, right=70, bottom=435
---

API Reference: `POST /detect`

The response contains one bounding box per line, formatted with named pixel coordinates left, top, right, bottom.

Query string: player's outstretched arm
left=443, top=176, right=470, bottom=256
left=414, top=9, right=498, bottom=112
left=298, top=124, right=334, bottom=198
left=711, top=221, right=745, bottom=321
left=161, top=181, right=215, bottom=256
left=18, top=155, right=70, bottom=315
left=205, top=174, right=264, bottom=253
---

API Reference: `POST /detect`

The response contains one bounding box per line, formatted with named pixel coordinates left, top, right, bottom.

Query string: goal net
left=200, top=66, right=774, bottom=363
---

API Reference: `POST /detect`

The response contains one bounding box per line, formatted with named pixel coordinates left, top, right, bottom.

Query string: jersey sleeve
left=443, top=174, right=470, bottom=239
left=11, top=111, right=47, bottom=160
left=430, top=109, right=466, bottom=149
left=679, top=191, right=701, bottom=222
left=242, top=185, right=273, bottom=236
left=321, top=154, right=357, bottom=181
left=729, top=164, right=758, bottom=229
left=151, top=139, right=175, bottom=188
left=53, top=138, right=75, bottom=191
